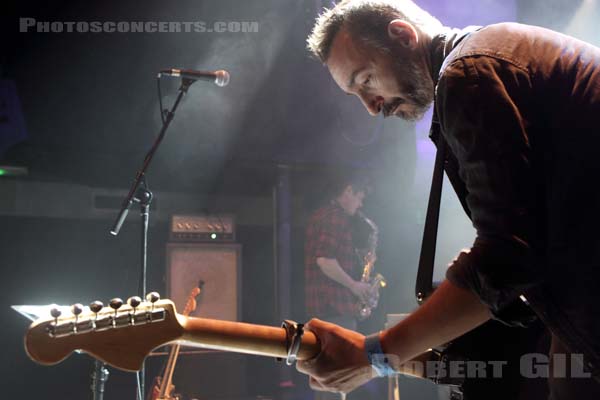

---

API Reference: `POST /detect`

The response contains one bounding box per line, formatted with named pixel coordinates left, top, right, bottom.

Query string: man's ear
left=387, top=19, right=419, bottom=49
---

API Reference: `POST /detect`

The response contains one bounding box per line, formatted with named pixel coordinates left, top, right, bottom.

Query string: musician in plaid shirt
left=304, top=173, right=372, bottom=333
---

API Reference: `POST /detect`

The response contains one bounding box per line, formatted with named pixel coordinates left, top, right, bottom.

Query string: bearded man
left=298, top=1, right=600, bottom=399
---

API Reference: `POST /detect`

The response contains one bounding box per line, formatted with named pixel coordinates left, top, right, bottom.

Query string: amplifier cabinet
left=170, top=214, right=235, bottom=242
left=166, top=242, right=242, bottom=322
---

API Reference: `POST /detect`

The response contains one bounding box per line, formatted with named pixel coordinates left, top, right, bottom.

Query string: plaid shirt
left=304, top=202, right=359, bottom=317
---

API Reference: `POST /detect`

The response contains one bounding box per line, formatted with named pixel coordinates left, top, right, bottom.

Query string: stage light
left=0, top=165, right=28, bottom=177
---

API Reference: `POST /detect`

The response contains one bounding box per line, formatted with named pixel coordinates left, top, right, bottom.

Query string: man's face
left=339, top=187, right=365, bottom=216
left=326, top=29, right=434, bottom=121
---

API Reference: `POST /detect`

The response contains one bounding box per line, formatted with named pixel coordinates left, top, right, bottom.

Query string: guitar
left=25, top=293, right=319, bottom=372
left=24, top=293, right=431, bottom=379
left=149, top=282, right=204, bottom=400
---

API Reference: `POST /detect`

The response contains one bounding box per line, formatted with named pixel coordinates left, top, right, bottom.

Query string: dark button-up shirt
left=431, top=22, right=600, bottom=377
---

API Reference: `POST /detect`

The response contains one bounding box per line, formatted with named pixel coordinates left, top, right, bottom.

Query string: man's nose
left=358, top=93, right=384, bottom=116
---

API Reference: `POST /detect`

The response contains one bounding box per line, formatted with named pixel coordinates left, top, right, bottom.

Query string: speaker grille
left=166, top=243, right=241, bottom=321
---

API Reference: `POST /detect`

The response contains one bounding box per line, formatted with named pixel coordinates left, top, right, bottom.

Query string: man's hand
left=350, top=281, right=372, bottom=302
left=315, top=258, right=371, bottom=302
left=296, top=319, right=375, bottom=394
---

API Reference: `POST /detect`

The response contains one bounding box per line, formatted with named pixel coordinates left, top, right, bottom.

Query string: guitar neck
left=177, top=315, right=320, bottom=360
left=178, top=316, right=434, bottom=380
left=25, top=297, right=430, bottom=380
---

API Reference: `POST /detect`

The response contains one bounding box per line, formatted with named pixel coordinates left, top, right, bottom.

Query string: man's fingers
left=296, top=358, right=315, bottom=374
left=359, top=289, right=370, bottom=303
left=309, top=376, right=342, bottom=394
left=309, top=376, right=325, bottom=391
left=304, top=318, right=330, bottom=334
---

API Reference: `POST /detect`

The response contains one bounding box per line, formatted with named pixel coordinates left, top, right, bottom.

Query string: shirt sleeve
left=313, top=211, right=341, bottom=260
left=436, top=55, right=541, bottom=315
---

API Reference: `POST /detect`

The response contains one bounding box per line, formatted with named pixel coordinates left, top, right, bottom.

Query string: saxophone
left=355, top=211, right=386, bottom=320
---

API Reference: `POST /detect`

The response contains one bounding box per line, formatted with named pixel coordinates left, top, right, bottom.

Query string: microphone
left=159, top=68, right=230, bottom=87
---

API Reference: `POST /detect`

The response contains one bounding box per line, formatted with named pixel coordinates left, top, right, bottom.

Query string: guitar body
left=444, top=319, right=549, bottom=400
left=148, top=376, right=160, bottom=400
left=148, top=376, right=179, bottom=400
left=416, top=287, right=549, bottom=399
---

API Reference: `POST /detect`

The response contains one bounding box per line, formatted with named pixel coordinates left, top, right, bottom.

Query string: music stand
left=12, top=304, right=82, bottom=321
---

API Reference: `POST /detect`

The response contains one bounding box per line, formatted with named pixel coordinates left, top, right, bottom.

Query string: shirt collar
left=429, top=26, right=482, bottom=86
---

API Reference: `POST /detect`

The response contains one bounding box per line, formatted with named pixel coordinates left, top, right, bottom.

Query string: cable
left=136, top=371, right=143, bottom=400
left=157, top=75, right=166, bottom=124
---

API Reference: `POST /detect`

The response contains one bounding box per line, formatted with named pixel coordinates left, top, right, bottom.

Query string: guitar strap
left=415, top=121, right=446, bottom=304
left=414, top=26, right=481, bottom=305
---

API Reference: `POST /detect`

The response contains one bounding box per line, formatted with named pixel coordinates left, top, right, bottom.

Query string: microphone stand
left=90, top=359, right=110, bottom=400
left=109, top=77, right=196, bottom=400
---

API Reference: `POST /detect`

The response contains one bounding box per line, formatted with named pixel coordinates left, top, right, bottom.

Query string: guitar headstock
left=181, top=281, right=204, bottom=317
left=25, top=293, right=184, bottom=372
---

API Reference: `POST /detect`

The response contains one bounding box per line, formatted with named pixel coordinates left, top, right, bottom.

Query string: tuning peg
left=145, top=292, right=160, bottom=303
left=89, top=301, right=103, bottom=314
left=109, top=298, right=123, bottom=313
left=49, top=305, right=62, bottom=330
left=127, top=296, right=142, bottom=309
left=50, top=305, right=61, bottom=319
left=71, top=303, right=83, bottom=316
left=71, top=304, right=83, bottom=324
left=50, top=305, right=62, bottom=325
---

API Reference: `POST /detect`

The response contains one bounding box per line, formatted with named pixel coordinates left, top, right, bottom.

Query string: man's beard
left=387, top=59, right=434, bottom=121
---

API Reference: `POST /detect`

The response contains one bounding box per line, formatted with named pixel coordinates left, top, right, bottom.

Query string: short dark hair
left=327, top=169, right=373, bottom=200
left=307, top=0, right=442, bottom=63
